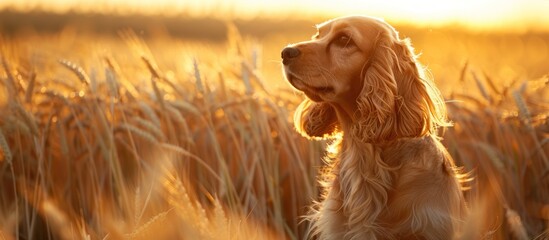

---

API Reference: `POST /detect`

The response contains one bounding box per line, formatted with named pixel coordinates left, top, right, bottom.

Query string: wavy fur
left=283, top=15, right=466, bottom=240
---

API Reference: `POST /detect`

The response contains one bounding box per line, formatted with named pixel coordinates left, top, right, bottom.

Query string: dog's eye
left=333, top=34, right=354, bottom=47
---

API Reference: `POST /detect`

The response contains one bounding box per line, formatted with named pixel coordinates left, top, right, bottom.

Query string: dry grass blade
left=513, top=89, right=549, bottom=169
left=163, top=173, right=209, bottom=237
left=56, top=121, right=70, bottom=157
left=138, top=102, right=161, bottom=127
left=142, top=56, right=161, bottom=79
left=0, top=210, right=18, bottom=240
left=242, top=61, right=269, bottom=94
left=117, top=123, right=159, bottom=143
left=218, top=72, right=228, bottom=100
left=211, top=197, right=228, bottom=238
left=193, top=58, right=204, bottom=93
left=476, top=142, right=505, bottom=173
left=505, top=208, right=529, bottom=240
left=157, top=143, right=223, bottom=183
left=513, top=88, right=532, bottom=127
left=459, top=61, right=468, bottom=82
left=105, top=68, right=120, bottom=99
left=1, top=55, right=22, bottom=100
left=483, top=71, right=502, bottom=95
left=164, top=104, right=186, bottom=125
left=24, top=72, right=36, bottom=103
left=133, top=187, right=142, bottom=227
left=40, top=201, right=74, bottom=240
left=150, top=76, right=166, bottom=109
left=471, top=71, right=491, bottom=103
left=133, top=117, right=165, bottom=141
left=0, top=129, right=12, bottom=164
left=534, top=231, right=549, bottom=240
left=105, top=56, right=139, bottom=100
left=133, top=184, right=155, bottom=229
left=169, top=100, right=202, bottom=116
left=241, top=62, right=253, bottom=95
left=11, top=102, right=39, bottom=136
left=2, top=115, right=30, bottom=135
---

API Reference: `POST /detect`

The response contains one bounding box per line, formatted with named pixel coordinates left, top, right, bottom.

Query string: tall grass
left=0, top=29, right=322, bottom=239
left=0, top=28, right=548, bottom=239
left=445, top=70, right=549, bottom=239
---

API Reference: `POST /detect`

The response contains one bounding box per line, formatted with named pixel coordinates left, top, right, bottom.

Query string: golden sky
left=2, top=0, right=549, bottom=30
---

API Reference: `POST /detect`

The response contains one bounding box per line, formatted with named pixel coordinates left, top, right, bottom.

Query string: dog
left=282, top=15, right=467, bottom=240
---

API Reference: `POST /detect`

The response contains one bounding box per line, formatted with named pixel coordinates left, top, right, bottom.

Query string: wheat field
left=0, top=20, right=548, bottom=240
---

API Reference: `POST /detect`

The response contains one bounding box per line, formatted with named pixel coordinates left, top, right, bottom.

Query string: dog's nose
left=281, top=47, right=300, bottom=62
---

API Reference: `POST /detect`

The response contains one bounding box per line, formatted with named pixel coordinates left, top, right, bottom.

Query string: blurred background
left=3, top=0, right=549, bottom=29
left=1, top=0, right=549, bottom=93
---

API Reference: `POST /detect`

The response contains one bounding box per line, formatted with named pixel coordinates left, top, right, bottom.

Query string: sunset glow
left=2, top=0, right=549, bottom=30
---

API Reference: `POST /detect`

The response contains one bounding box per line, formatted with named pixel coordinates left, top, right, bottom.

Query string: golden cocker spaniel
left=282, top=16, right=467, bottom=240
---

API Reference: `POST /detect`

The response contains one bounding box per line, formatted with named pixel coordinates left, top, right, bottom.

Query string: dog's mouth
left=312, top=86, right=335, bottom=94
left=285, top=72, right=335, bottom=98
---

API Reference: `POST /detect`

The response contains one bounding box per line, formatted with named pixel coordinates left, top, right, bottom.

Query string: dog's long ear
left=352, top=29, right=449, bottom=143
left=294, top=99, right=339, bottom=139
left=351, top=30, right=398, bottom=143
left=391, top=38, right=450, bottom=138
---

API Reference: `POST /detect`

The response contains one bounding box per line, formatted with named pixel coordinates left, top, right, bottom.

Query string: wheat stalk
left=163, top=173, right=210, bottom=237
left=471, top=71, right=492, bottom=103
left=164, top=104, right=186, bottom=125
left=3, top=115, right=31, bottom=135
left=193, top=58, right=204, bottom=93
left=211, top=197, right=228, bottom=239
left=458, top=61, right=468, bottom=83
left=169, top=100, right=202, bottom=116
left=0, top=129, right=12, bottom=164
left=105, top=67, right=120, bottom=99
left=40, top=201, right=73, bottom=240
left=126, top=209, right=172, bottom=239
left=11, top=102, right=39, bottom=136
left=58, top=59, right=90, bottom=86
left=132, top=117, right=166, bottom=142
left=138, top=102, right=161, bottom=127
left=505, top=208, right=529, bottom=240
left=1, top=55, right=22, bottom=101
left=241, top=61, right=253, bottom=95
left=117, top=123, right=159, bottom=143
left=157, top=143, right=222, bottom=183
left=24, top=72, right=36, bottom=103
left=141, top=56, right=161, bottom=79
left=513, top=88, right=549, bottom=168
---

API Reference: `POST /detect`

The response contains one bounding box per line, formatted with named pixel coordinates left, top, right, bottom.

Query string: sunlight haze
left=2, top=0, right=549, bottom=30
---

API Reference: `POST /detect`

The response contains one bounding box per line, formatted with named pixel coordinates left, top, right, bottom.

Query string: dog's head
left=283, top=15, right=449, bottom=142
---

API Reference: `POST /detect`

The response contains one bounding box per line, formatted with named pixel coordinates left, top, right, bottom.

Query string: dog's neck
left=330, top=102, right=357, bottom=133
left=331, top=101, right=394, bottom=146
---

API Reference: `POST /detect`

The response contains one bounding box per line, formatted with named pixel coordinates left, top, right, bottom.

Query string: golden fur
left=282, top=16, right=467, bottom=239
